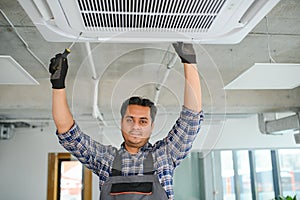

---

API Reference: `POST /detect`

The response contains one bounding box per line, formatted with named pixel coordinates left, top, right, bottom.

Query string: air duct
left=258, top=112, right=300, bottom=143
left=294, top=132, right=300, bottom=144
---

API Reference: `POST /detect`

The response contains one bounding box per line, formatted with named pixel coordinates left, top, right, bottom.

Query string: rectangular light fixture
left=0, top=55, right=39, bottom=85
left=224, top=63, right=300, bottom=90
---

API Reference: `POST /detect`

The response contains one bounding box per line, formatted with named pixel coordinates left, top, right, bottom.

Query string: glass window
left=278, top=149, right=300, bottom=199
left=236, top=150, right=251, bottom=200
left=255, top=150, right=274, bottom=200
left=221, top=151, right=235, bottom=200
left=219, top=149, right=300, bottom=200
left=59, top=160, right=83, bottom=200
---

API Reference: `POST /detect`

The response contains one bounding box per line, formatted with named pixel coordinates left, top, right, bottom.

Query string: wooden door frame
left=47, top=153, right=92, bottom=200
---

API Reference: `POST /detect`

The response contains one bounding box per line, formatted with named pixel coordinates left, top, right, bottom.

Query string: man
left=50, top=42, right=204, bottom=199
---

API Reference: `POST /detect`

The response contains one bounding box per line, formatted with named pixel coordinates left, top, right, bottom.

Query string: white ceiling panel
left=224, top=63, right=300, bottom=90
left=0, top=55, right=39, bottom=85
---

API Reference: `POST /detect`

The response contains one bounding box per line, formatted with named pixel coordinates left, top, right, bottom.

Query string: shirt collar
left=120, top=142, right=153, bottom=152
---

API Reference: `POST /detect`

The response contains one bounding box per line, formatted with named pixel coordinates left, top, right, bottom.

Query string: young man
left=50, top=42, right=204, bottom=200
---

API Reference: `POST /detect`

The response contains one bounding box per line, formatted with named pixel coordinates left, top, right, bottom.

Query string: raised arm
left=173, top=42, right=202, bottom=112
left=49, top=53, right=74, bottom=133
left=183, top=63, right=202, bottom=112
left=155, top=43, right=203, bottom=167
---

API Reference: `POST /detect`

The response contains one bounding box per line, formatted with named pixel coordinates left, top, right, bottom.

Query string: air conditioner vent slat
left=77, top=0, right=226, bottom=32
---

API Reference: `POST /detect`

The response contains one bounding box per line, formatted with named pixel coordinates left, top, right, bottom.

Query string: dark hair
left=120, top=96, right=157, bottom=122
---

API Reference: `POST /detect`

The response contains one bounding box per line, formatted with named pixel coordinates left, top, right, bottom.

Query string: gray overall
left=100, top=151, right=169, bottom=200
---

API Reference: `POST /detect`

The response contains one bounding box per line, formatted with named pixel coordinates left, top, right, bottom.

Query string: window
left=58, top=160, right=83, bottom=200
left=221, top=151, right=235, bottom=200
left=47, top=153, right=92, bottom=200
left=278, top=149, right=300, bottom=198
left=236, top=150, right=251, bottom=200
left=220, top=148, right=300, bottom=200
left=254, top=150, right=274, bottom=200
left=221, top=150, right=252, bottom=200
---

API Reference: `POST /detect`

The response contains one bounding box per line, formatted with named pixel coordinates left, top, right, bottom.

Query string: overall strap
left=111, top=150, right=122, bottom=176
left=111, top=150, right=154, bottom=176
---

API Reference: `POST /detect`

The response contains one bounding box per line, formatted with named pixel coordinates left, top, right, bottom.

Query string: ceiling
left=0, top=0, right=299, bottom=128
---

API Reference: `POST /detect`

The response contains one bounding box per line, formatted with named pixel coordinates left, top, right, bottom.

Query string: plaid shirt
left=57, top=107, right=204, bottom=199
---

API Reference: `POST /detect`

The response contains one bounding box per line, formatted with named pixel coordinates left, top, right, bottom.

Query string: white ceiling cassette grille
left=77, top=0, right=225, bottom=32
left=18, top=0, right=280, bottom=43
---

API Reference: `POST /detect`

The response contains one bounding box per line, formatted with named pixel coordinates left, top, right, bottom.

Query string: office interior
left=0, top=0, right=300, bottom=199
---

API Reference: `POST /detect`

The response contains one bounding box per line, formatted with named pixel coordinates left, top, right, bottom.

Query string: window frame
left=47, top=153, right=92, bottom=200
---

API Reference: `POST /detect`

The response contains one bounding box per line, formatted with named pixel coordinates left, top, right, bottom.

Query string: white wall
left=0, top=115, right=298, bottom=200
left=192, top=114, right=299, bottom=151
left=0, top=123, right=101, bottom=200
left=0, top=124, right=58, bottom=200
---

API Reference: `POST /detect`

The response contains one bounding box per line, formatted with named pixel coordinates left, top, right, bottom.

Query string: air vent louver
left=78, top=0, right=226, bottom=32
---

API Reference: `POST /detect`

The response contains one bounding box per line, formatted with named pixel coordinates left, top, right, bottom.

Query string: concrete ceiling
left=0, top=0, right=299, bottom=127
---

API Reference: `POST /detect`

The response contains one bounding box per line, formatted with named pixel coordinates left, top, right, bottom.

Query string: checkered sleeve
left=56, top=122, right=115, bottom=176
left=165, top=106, right=204, bottom=167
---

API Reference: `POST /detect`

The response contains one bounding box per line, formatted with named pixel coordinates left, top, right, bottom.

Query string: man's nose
left=132, top=121, right=141, bottom=129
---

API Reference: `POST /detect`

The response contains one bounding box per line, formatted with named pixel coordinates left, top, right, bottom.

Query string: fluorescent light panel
left=0, top=55, right=39, bottom=85
left=224, top=63, right=300, bottom=90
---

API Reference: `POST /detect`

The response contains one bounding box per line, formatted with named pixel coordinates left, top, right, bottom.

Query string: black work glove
left=172, top=42, right=196, bottom=64
left=49, top=53, right=68, bottom=89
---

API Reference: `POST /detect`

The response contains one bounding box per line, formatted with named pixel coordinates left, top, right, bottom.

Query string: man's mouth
left=128, top=131, right=143, bottom=137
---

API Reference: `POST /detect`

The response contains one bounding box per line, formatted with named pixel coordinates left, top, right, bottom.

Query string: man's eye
left=140, top=120, right=148, bottom=125
left=126, top=118, right=133, bottom=123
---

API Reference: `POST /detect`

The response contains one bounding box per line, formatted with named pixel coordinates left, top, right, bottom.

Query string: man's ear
left=151, top=122, right=155, bottom=130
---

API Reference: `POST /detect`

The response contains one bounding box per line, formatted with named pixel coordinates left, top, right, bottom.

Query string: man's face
left=121, top=104, right=154, bottom=152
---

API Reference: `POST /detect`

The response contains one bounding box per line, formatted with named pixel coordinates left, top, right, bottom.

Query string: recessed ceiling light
left=0, top=55, right=39, bottom=85
left=224, top=63, right=300, bottom=90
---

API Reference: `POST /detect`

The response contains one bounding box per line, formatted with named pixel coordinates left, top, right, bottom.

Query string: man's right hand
left=49, top=53, right=68, bottom=89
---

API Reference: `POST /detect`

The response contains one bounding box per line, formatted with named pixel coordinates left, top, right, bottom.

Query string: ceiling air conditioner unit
left=18, top=0, right=280, bottom=43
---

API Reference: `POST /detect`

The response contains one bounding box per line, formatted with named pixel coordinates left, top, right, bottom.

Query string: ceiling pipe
left=84, top=42, right=98, bottom=80
left=84, top=42, right=107, bottom=126
left=92, top=77, right=107, bottom=126
left=154, top=53, right=177, bottom=105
